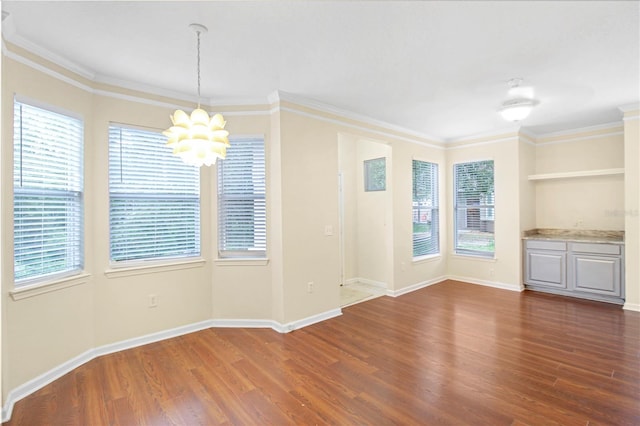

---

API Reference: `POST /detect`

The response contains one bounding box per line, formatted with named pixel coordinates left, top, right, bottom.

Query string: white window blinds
left=13, top=100, right=84, bottom=284
left=412, top=160, right=439, bottom=257
left=217, top=137, right=266, bottom=258
left=454, top=160, right=495, bottom=257
left=109, top=125, right=200, bottom=262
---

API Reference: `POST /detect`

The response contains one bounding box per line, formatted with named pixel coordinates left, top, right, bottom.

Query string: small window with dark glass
left=364, top=157, right=386, bottom=191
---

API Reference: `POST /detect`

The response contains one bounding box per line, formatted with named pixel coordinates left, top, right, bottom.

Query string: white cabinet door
left=526, top=250, right=566, bottom=288
left=570, top=255, right=621, bottom=296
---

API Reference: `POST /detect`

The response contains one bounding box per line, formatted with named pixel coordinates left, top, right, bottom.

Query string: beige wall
left=518, top=137, right=537, bottom=282
left=623, top=110, right=639, bottom=310
left=338, top=133, right=358, bottom=283
left=446, top=134, right=523, bottom=289
left=391, top=140, right=447, bottom=290
left=534, top=128, right=625, bottom=230
left=90, top=96, right=216, bottom=347
left=210, top=114, right=273, bottom=321
left=278, top=110, right=342, bottom=322
left=2, top=58, right=96, bottom=396
left=519, top=137, right=537, bottom=233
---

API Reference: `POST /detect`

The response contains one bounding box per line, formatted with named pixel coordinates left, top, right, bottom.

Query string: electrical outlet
left=307, top=282, right=314, bottom=293
left=148, top=294, right=158, bottom=308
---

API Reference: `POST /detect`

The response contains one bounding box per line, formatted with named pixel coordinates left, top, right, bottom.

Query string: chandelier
left=163, top=24, right=229, bottom=167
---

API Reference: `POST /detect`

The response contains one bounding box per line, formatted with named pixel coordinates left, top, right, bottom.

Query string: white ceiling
left=2, top=1, right=639, bottom=141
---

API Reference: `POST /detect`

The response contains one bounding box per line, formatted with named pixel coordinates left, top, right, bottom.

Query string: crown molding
left=267, top=90, right=281, bottom=105
left=2, top=38, right=439, bottom=144
left=618, top=102, right=640, bottom=113
left=2, top=41, right=95, bottom=93
left=2, top=18, right=95, bottom=80
left=4, top=24, right=634, bottom=145
left=3, top=24, right=269, bottom=110
left=276, top=103, right=445, bottom=150
left=445, top=124, right=522, bottom=144
left=3, top=41, right=271, bottom=114
left=93, top=73, right=200, bottom=105
left=444, top=135, right=520, bottom=150
left=535, top=121, right=623, bottom=140
left=272, top=90, right=444, bottom=144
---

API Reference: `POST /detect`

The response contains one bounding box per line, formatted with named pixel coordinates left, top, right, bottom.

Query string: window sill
left=214, top=258, right=270, bottom=267
left=105, top=258, right=206, bottom=279
left=412, top=254, right=442, bottom=264
left=10, top=272, right=91, bottom=301
left=450, top=253, right=497, bottom=262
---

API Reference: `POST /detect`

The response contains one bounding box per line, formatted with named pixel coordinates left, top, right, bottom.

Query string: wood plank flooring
left=4, top=280, right=640, bottom=425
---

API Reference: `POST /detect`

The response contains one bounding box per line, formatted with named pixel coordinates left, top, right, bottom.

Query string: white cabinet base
left=524, top=239, right=624, bottom=305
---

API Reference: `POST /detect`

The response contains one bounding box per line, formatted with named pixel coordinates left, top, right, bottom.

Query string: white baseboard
left=94, top=320, right=214, bottom=358
left=1, top=307, right=342, bottom=423
left=346, top=275, right=522, bottom=297
left=387, top=276, right=447, bottom=297
left=211, top=308, right=342, bottom=334
left=345, top=277, right=387, bottom=289
left=1, top=319, right=215, bottom=423
left=1, top=348, right=94, bottom=422
left=447, top=275, right=524, bottom=292
left=623, top=302, right=640, bottom=312
left=210, top=318, right=283, bottom=331
left=282, top=308, right=342, bottom=332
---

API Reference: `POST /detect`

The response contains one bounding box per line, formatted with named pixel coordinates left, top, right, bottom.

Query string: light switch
left=324, top=225, right=334, bottom=236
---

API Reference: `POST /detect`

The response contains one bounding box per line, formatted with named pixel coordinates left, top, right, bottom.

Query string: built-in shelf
left=527, top=168, right=625, bottom=181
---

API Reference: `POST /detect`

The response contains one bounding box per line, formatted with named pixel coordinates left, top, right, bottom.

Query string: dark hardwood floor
left=4, top=280, right=640, bottom=425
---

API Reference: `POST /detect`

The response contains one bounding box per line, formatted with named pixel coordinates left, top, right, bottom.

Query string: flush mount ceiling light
left=163, top=23, right=229, bottom=167
left=498, top=78, right=539, bottom=122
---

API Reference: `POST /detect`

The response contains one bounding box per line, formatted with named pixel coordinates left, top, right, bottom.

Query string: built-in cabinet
left=524, top=238, right=624, bottom=304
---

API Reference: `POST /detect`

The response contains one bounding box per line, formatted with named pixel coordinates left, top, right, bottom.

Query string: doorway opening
left=338, top=134, right=392, bottom=306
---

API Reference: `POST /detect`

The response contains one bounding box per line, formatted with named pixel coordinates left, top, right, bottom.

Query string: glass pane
left=364, top=157, right=386, bottom=191
left=454, top=160, right=494, bottom=256
left=108, top=125, right=200, bottom=262
left=13, top=100, right=84, bottom=284
left=412, top=160, right=439, bottom=257
left=218, top=138, right=266, bottom=257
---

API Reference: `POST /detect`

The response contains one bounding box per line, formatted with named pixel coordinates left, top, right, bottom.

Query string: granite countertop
left=522, top=228, right=624, bottom=244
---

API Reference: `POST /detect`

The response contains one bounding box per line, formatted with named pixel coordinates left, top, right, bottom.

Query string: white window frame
left=13, top=98, right=84, bottom=287
left=453, top=160, right=495, bottom=258
left=412, top=160, right=439, bottom=258
left=217, top=136, right=266, bottom=259
left=108, top=124, right=201, bottom=265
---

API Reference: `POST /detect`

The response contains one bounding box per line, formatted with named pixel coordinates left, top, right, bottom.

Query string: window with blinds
left=217, top=137, right=266, bottom=258
left=13, top=100, right=84, bottom=285
left=453, top=160, right=495, bottom=257
left=412, top=160, right=439, bottom=257
left=108, top=125, right=200, bottom=262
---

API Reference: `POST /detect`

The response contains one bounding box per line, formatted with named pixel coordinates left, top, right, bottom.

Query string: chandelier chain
left=196, top=29, right=201, bottom=106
